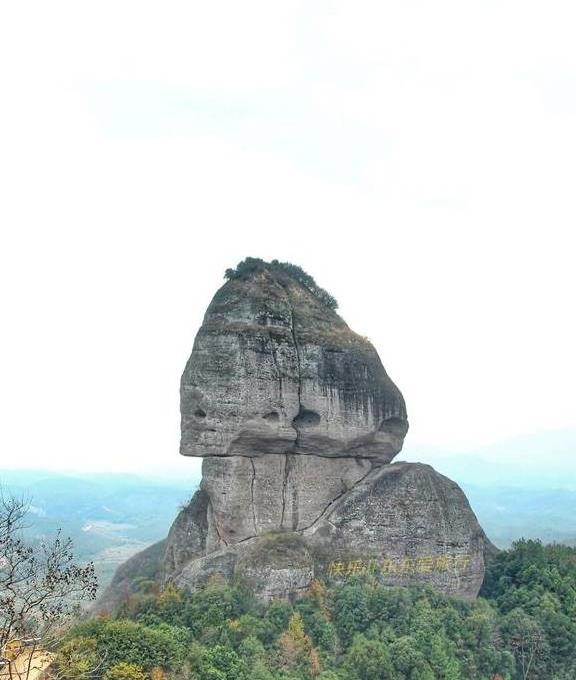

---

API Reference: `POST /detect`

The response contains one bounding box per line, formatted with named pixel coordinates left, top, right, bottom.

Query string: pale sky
left=1, top=1, right=575, bottom=475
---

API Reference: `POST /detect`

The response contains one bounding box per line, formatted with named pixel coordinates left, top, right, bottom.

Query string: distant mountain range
left=0, top=468, right=200, bottom=592
left=401, top=427, right=576, bottom=490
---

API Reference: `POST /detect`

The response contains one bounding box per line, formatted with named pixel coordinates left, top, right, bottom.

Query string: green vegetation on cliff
left=224, top=257, right=339, bottom=310
left=56, top=540, right=576, bottom=680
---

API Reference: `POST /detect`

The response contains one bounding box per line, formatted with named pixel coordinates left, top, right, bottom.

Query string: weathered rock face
left=200, top=454, right=372, bottom=543
left=162, top=461, right=491, bottom=601
left=306, top=462, right=489, bottom=599
left=99, top=260, right=495, bottom=609
left=180, top=266, right=408, bottom=461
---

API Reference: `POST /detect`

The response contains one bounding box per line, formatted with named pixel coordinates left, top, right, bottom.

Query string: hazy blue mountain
left=0, top=469, right=200, bottom=592
left=402, top=427, right=576, bottom=490
left=462, top=485, right=576, bottom=547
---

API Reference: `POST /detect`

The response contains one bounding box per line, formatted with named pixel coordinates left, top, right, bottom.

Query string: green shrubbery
left=224, top=258, right=338, bottom=310
left=481, top=540, right=576, bottom=679
left=57, top=540, right=576, bottom=679
left=65, top=618, right=190, bottom=673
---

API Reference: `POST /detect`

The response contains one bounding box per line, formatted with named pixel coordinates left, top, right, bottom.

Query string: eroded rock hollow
left=100, top=260, right=494, bottom=609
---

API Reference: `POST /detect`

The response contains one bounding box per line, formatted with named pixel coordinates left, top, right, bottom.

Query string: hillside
left=0, top=469, right=200, bottom=590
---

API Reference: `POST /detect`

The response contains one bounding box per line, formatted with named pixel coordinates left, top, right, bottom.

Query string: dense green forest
left=56, top=540, right=576, bottom=680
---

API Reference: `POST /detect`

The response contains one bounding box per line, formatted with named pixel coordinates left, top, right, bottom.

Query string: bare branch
left=0, top=491, right=98, bottom=680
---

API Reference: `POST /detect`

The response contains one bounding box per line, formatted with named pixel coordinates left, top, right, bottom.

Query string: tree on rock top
left=224, top=257, right=338, bottom=310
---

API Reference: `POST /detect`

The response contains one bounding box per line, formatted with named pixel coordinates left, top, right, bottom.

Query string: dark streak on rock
left=250, top=457, right=257, bottom=536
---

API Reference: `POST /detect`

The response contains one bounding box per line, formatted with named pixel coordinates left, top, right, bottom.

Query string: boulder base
left=161, top=461, right=490, bottom=601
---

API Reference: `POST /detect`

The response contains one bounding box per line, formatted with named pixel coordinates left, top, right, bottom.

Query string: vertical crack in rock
left=250, top=457, right=258, bottom=536
left=280, top=453, right=290, bottom=530
left=291, top=469, right=299, bottom=531
left=268, top=335, right=283, bottom=407
left=286, top=297, right=303, bottom=449
left=208, top=499, right=228, bottom=547
left=276, top=284, right=302, bottom=532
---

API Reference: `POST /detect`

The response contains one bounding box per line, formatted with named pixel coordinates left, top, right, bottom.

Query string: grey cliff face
left=98, top=260, right=494, bottom=610
left=180, top=267, right=408, bottom=461
left=306, top=462, right=488, bottom=599
left=161, top=461, right=490, bottom=601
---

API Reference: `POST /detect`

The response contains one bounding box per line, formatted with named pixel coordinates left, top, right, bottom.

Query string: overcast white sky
left=1, top=1, right=575, bottom=475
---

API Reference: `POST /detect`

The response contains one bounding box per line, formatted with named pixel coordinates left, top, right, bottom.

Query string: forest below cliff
left=56, top=540, right=576, bottom=680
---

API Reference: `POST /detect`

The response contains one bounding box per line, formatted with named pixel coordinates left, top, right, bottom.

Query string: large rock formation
left=180, top=262, right=407, bottom=461
left=100, top=259, right=495, bottom=609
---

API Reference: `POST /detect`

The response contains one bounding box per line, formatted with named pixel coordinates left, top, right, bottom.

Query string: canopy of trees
left=58, top=540, right=576, bottom=680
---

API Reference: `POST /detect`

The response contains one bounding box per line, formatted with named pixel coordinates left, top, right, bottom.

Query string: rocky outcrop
left=162, top=460, right=491, bottom=601
left=180, top=262, right=407, bottom=461
left=99, top=259, right=495, bottom=608
left=306, top=462, right=489, bottom=599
